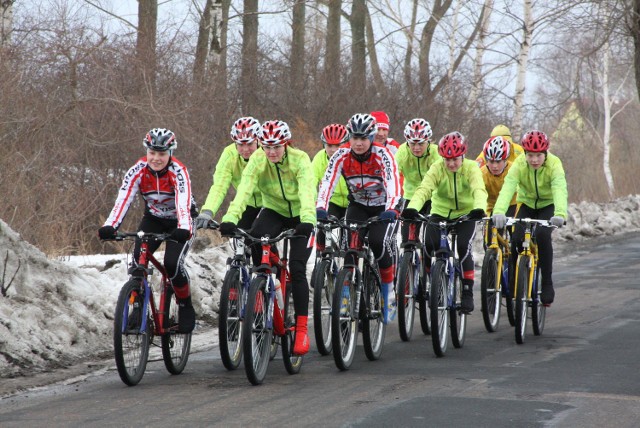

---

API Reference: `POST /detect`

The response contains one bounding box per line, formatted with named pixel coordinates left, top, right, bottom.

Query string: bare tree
left=364, top=5, right=384, bottom=92
left=1, top=0, right=13, bottom=47
left=512, top=0, right=533, bottom=138
left=350, top=0, right=366, bottom=96
left=241, top=0, right=259, bottom=114
left=136, top=0, right=158, bottom=95
left=324, top=0, right=342, bottom=84
left=629, top=0, right=640, bottom=100
left=291, top=0, right=306, bottom=112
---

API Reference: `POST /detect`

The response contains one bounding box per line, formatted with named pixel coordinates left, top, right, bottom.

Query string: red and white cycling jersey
left=317, top=143, right=403, bottom=210
left=104, top=156, right=195, bottom=231
left=384, top=138, right=401, bottom=155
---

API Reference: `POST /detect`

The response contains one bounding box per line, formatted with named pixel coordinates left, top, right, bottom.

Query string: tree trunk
left=418, top=0, right=453, bottom=100
left=633, top=0, right=640, bottom=101
left=291, top=0, right=306, bottom=113
left=193, top=0, right=214, bottom=84
left=403, top=0, right=419, bottom=94
left=241, top=0, right=259, bottom=115
left=443, top=0, right=462, bottom=121
left=136, top=0, right=158, bottom=96
left=601, top=42, right=615, bottom=200
left=350, top=0, right=366, bottom=97
left=215, top=0, right=230, bottom=103
left=324, top=0, right=342, bottom=103
left=1, top=0, right=13, bottom=47
left=512, top=0, right=533, bottom=139
left=365, top=5, right=383, bottom=94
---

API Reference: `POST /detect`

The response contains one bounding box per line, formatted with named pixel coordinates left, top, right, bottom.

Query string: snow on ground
left=0, top=195, right=639, bottom=379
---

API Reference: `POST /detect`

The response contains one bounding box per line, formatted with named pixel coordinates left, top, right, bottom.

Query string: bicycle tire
left=113, top=280, right=150, bottom=386
left=161, top=288, right=192, bottom=375
left=418, top=259, right=431, bottom=336
left=532, top=266, right=546, bottom=336
left=515, top=257, right=529, bottom=344
left=219, top=267, right=244, bottom=370
left=480, top=249, right=501, bottom=332
left=312, top=259, right=334, bottom=355
left=269, top=335, right=278, bottom=360
left=429, top=260, right=449, bottom=357
left=397, top=253, right=416, bottom=342
left=449, top=269, right=467, bottom=349
left=362, top=264, right=385, bottom=361
left=331, top=268, right=358, bottom=371
left=281, top=278, right=303, bottom=374
left=242, top=276, right=273, bottom=385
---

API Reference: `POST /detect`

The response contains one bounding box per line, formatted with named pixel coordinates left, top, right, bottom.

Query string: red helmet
left=483, top=136, right=510, bottom=161
left=321, top=123, right=349, bottom=145
left=230, top=116, right=261, bottom=144
left=259, top=120, right=291, bottom=146
left=404, top=118, right=433, bottom=143
left=521, top=130, right=549, bottom=152
left=437, top=132, right=467, bottom=159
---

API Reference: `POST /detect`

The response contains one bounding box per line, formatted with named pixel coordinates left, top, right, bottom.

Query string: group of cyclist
left=98, top=111, right=568, bottom=357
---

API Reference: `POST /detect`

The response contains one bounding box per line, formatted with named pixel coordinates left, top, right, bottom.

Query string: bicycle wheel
left=312, top=259, right=334, bottom=355
left=532, top=266, right=546, bottom=336
left=269, top=335, right=278, bottom=360
left=161, top=288, right=192, bottom=375
left=418, top=259, right=431, bottom=335
left=219, top=267, right=244, bottom=370
left=113, top=280, right=150, bottom=386
left=362, top=264, right=386, bottom=361
left=515, top=257, right=530, bottom=344
left=331, top=268, right=358, bottom=371
left=503, top=257, right=516, bottom=327
left=281, top=279, right=303, bottom=374
left=397, top=253, right=415, bottom=342
left=449, top=270, right=467, bottom=349
left=480, top=249, right=501, bottom=332
left=242, top=276, right=273, bottom=385
left=429, top=260, right=449, bottom=357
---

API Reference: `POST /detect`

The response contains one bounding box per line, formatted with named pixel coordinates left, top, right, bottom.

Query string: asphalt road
left=1, top=233, right=640, bottom=427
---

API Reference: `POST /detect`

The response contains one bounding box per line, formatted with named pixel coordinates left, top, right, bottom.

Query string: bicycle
left=230, top=227, right=303, bottom=385
left=479, top=217, right=515, bottom=332
left=397, top=213, right=430, bottom=341
left=109, top=231, right=191, bottom=386
left=311, top=215, right=342, bottom=355
left=332, top=216, right=391, bottom=371
left=510, top=218, right=556, bottom=344
left=427, top=216, right=476, bottom=357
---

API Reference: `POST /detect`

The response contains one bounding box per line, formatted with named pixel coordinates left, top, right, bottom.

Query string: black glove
left=468, top=209, right=485, bottom=220
left=98, top=225, right=117, bottom=240
left=170, top=228, right=191, bottom=243
left=219, top=222, right=237, bottom=237
left=402, top=208, right=419, bottom=220
left=295, top=222, right=314, bottom=238
left=316, top=209, right=328, bottom=221
left=379, top=209, right=399, bottom=221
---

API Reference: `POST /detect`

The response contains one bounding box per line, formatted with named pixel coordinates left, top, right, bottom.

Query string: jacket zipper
left=275, top=163, right=293, bottom=217
left=534, top=169, right=539, bottom=210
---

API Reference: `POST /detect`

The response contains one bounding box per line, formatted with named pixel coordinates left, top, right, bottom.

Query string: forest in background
left=1, top=0, right=639, bottom=255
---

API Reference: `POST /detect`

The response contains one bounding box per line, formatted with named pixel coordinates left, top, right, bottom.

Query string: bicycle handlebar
left=198, top=219, right=220, bottom=230
left=226, top=227, right=305, bottom=244
left=108, top=231, right=173, bottom=242
left=506, top=217, right=556, bottom=228
left=335, top=215, right=393, bottom=231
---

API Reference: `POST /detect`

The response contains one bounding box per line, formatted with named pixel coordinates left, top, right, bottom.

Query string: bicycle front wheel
left=242, top=276, right=273, bottom=385
left=312, top=259, right=334, bottom=355
left=281, top=279, right=303, bottom=374
left=331, top=268, right=358, bottom=371
left=114, top=280, right=150, bottom=386
left=219, top=267, right=244, bottom=370
left=418, top=259, right=431, bottom=335
left=515, top=257, right=529, bottom=344
left=480, top=249, right=501, bottom=332
left=161, top=288, right=192, bottom=375
left=362, top=264, right=385, bottom=361
left=397, top=253, right=416, bottom=342
left=449, top=269, right=467, bottom=349
left=532, top=266, right=546, bottom=336
left=429, top=260, right=449, bottom=357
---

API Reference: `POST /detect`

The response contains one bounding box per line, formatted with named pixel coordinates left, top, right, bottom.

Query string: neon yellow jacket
left=493, top=152, right=568, bottom=218
left=476, top=139, right=524, bottom=169
left=481, top=161, right=516, bottom=214
left=395, top=142, right=441, bottom=200
left=408, top=158, right=487, bottom=219
left=201, top=143, right=262, bottom=216
left=222, top=147, right=317, bottom=225
left=312, top=149, right=349, bottom=208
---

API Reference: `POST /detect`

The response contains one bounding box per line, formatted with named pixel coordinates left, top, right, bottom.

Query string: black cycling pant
left=316, top=202, right=347, bottom=248
left=510, top=204, right=555, bottom=286
left=344, top=202, right=397, bottom=273
left=423, top=214, right=477, bottom=282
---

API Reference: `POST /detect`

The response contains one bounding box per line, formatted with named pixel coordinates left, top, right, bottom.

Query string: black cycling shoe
left=178, top=297, right=196, bottom=333
left=541, top=283, right=555, bottom=306
left=461, top=287, right=474, bottom=314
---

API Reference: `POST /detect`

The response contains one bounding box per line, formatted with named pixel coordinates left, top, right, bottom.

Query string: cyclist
left=492, top=130, right=567, bottom=305
left=196, top=117, right=262, bottom=230
left=312, top=124, right=350, bottom=251
left=219, top=120, right=317, bottom=355
left=403, top=132, right=487, bottom=313
left=98, top=128, right=198, bottom=333
left=481, top=136, right=517, bottom=218
left=317, top=113, right=404, bottom=324
left=476, top=124, right=524, bottom=169
left=370, top=110, right=401, bottom=154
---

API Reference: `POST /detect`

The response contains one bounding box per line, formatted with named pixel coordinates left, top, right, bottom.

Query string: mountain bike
left=332, top=217, right=390, bottom=371
left=479, top=218, right=514, bottom=332
left=397, top=213, right=430, bottom=341
left=110, top=231, right=191, bottom=386
left=510, top=218, right=556, bottom=344
left=311, top=216, right=342, bottom=355
left=428, top=216, right=476, bottom=357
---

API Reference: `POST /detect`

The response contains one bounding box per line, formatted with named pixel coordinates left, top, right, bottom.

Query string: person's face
left=263, top=144, right=286, bottom=163
left=236, top=140, right=258, bottom=160
left=525, top=152, right=546, bottom=169
left=146, top=149, right=170, bottom=171
left=374, top=127, right=389, bottom=143
left=444, top=156, right=463, bottom=172
left=325, top=144, right=340, bottom=157
left=486, top=159, right=507, bottom=175
left=408, top=140, right=428, bottom=157
left=350, top=136, right=372, bottom=155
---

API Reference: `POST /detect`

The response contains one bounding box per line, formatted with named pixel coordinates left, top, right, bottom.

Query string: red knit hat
left=370, top=111, right=390, bottom=130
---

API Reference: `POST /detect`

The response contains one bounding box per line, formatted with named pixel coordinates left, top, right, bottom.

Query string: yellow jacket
left=481, top=161, right=517, bottom=214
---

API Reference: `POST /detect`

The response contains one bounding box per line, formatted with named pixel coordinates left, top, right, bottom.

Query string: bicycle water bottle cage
left=128, top=265, right=153, bottom=277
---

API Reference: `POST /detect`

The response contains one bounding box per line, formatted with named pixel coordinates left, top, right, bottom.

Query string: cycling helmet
left=346, top=113, right=377, bottom=138
left=521, top=130, right=549, bottom=152
left=259, top=120, right=291, bottom=146
left=483, top=136, right=510, bottom=161
left=491, top=124, right=511, bottom=137
left=321, top=123, right=349, bottom=146
left=437, top=132, right=467, bottom=159
left=230, top=116, right=261, bottom=144
left=404, top=118, right=433, bottom=143
left=143, top=128, right=177, bottom=153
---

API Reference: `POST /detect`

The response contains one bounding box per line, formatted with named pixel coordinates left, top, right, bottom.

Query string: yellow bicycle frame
left=513, top=223, right=539, bottom=301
